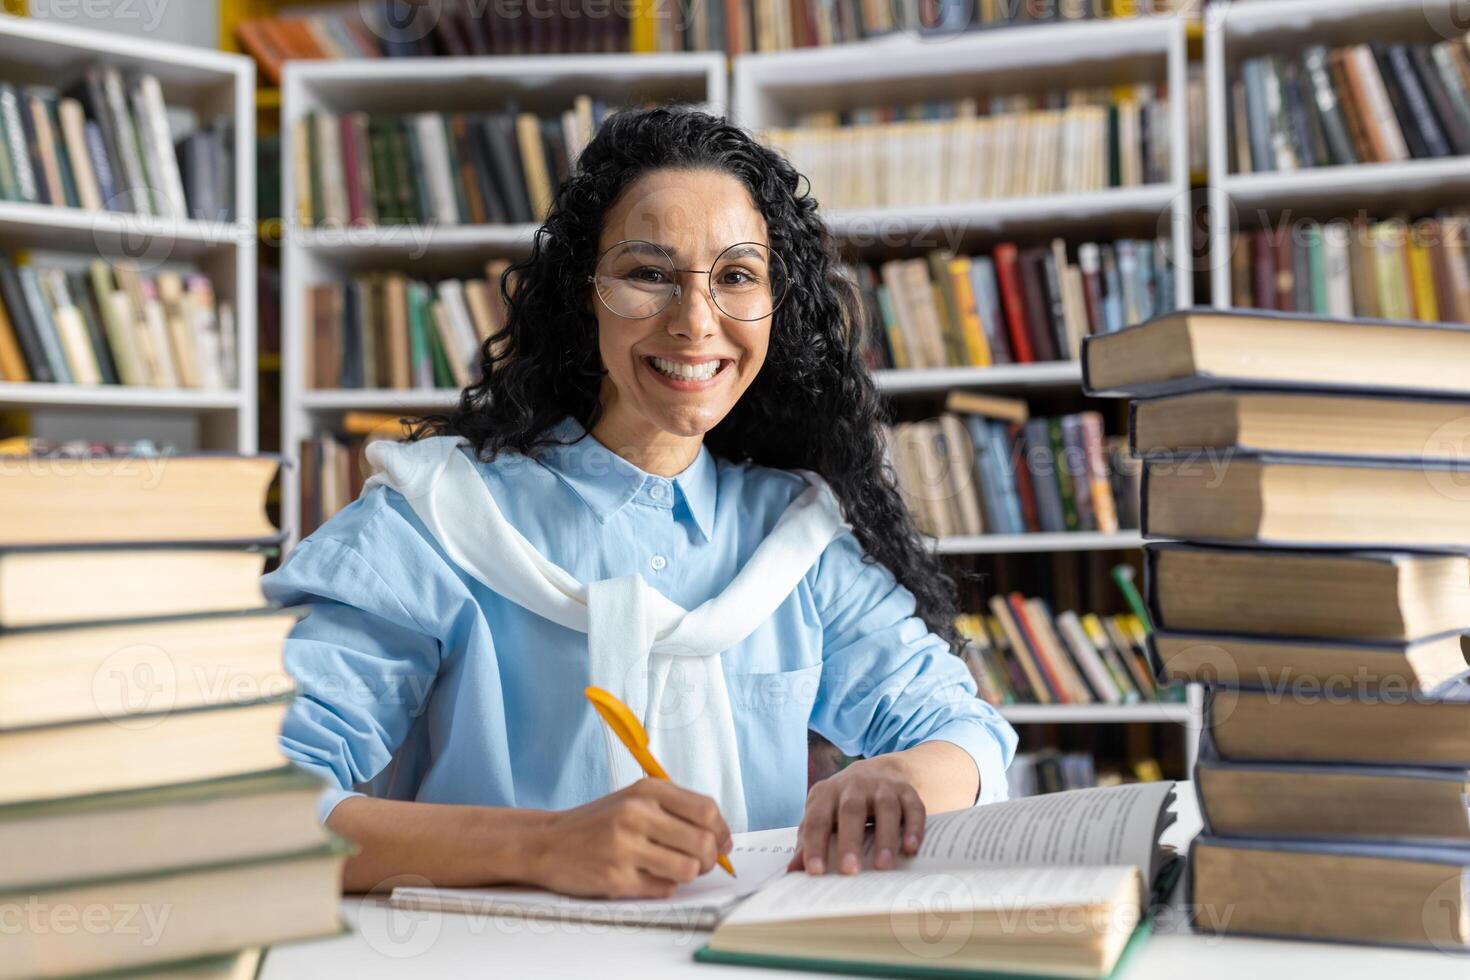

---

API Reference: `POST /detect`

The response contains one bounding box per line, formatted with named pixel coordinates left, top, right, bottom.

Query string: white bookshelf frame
left=733, top=17, right=1194, bottom=310
left=1206, top=0, right=1470, bottom=305
left=279, top=53, right=728, bottom=545
left=0, top=14, right=256, bottom=452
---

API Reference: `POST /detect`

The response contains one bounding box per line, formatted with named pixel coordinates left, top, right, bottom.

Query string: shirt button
left=649, top=483, right=667, bottom=500
left=650, top=554, right=667, bottom=571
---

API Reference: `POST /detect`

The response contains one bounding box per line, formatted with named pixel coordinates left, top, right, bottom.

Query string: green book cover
left=1047, top=417, right=1079, bottom=532
left=415, top=285, right=453, bottom=387
left=366, top=120, right=399, bottom=224
left=43, top=97, right=80, bottom=208
left=405, top=280, right=432, bottom=387
left=306, top=111, right=323, bottom=228
left=1106, top=103, right=1120, bottom=188
left=385, top=119, right=419, bottom=224
left=441, top=115, right=471, bottom=224
left=0, top=764, right=317, bottom=821
left=399, top=119, right=432, bottom=225
left=0, top=105, right=18, bottom=201
left=694, top=917, right=1154, bottom=980
left=1303, top=222, right=1328, bottom=315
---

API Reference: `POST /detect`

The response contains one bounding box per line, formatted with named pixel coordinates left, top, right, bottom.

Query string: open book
left=391, top=782, right=1177, bottom=976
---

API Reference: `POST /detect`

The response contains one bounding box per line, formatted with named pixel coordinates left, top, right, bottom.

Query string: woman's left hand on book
left=788, top=757, right=925, bottom=876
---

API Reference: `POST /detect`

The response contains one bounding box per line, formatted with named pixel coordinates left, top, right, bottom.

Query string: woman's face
left=589, top=168, right=773, bottom=443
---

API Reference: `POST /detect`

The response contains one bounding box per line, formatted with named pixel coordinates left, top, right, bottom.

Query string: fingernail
left=905, top=833, right=919, bottom=851
left=723, top=836, right=734, bottom=852
left=877, top=848, right=893, bottom=868
left=840, top=852, right=860, bottom=875
left=808, top=856, right=825, bottom=875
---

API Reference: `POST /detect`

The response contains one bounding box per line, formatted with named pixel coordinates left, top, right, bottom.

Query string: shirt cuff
left=316, top=785, right=367, bottom=825
left=924, top=715, right=1017, bottom=806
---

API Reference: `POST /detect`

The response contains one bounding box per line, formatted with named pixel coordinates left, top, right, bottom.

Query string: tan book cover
left=515, top=112, right=553, bottom=221
left=383, top=274, right=410, bottom=389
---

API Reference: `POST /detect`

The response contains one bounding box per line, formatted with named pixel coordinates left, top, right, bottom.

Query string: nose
left=665, top=273, right=719, bottom=341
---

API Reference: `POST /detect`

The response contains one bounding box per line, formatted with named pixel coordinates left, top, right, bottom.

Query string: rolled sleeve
left=808, top=529, right=1018, bottom=803
left=263, top=518, right=444, bottom=825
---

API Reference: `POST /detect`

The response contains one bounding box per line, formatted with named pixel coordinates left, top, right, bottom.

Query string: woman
left=265, top=106, right=1016, bottom=899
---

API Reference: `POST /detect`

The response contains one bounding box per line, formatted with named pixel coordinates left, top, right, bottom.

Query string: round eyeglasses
left=587, top=240, right=788, bottom=322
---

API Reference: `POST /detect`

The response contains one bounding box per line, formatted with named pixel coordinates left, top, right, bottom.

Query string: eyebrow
left=613, top=241, right=770, bottom=264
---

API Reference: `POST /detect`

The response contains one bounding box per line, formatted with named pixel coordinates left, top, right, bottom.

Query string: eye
left=625, top=265, right=670, bottom=284
left=717, top=267, right=761, bottom=286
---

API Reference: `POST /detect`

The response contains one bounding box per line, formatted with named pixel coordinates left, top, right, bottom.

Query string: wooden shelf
left=0, top=202, right=246, bottom=258
left=874, top=361, right=1082, bottom=394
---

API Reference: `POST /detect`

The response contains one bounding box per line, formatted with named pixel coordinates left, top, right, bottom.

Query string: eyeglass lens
left=593, top=241, right=787, bottom=321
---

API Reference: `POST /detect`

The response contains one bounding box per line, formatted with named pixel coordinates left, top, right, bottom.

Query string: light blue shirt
left=263, top=414, right=1017, bottom=828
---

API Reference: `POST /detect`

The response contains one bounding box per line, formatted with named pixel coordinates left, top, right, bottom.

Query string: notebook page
left=389, top=825, right=796, bottom=929
left=722, top=864, right=1141, bottom=926
left=910, top=782, right=1175, bottom=878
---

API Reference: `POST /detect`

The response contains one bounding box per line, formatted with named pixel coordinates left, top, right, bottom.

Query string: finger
left=624, top=870, right=679, bottom=900
left=899, top=786, right=926, bottom=855
left=786, top=851, right=805, bottom=872
left=635, top=838, right=705, bottom=886
left=834, top=789, right=870, bottom=875
left=637, top=780, right=732, bottom=850
left=644, top=808, right=720, bottom=874
left=871, top=789, right=902, bottom=869
left=797, top=787, right=836, bottom=875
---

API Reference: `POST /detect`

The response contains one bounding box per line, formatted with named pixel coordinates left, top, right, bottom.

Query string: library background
left=6, top=0, right=1470, bottom=970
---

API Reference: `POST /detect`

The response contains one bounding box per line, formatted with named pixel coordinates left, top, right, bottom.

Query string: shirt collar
left=538, top=415, right=717, bottom=542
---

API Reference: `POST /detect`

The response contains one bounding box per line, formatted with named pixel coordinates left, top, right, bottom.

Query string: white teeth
left=650, top=356, right=721, bottom=381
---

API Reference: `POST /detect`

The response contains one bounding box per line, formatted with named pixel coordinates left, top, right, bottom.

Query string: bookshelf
left=1205, top=0, right=1470, bottom=304
left=733, top=18, right=1199, bottom=753
left=0, top=15, right=257, bottom=451
left=279, top=53, right=727, bottom=544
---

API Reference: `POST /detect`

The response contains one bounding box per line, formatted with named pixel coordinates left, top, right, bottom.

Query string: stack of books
left=304, top=262, right=511, bottom=390
left=294, top=99, right=610, bottom=228
left=956, top=599, right=1162, bottom=706
left=0, top=448, right=349, bottom=975
left=848, top=235, right=1175, bottom=370
left=761, top=85, right=1173, bottom=211
left=884, top=393, right=1139, bottom=539
left=0, top=255, right=234, bottom=388
left=0, top=70, right=233, bottom=220
left=1230, top=38, right=1470, bottom=172
left=1084, top=306, right=1470, bottom=951
left=1230, top=213, right=1470, bottom=322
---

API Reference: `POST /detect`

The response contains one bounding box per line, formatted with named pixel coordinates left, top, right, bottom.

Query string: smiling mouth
left=644, top=356, right=731, bottom=383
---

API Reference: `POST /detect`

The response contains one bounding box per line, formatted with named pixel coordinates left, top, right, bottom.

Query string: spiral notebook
left=388, top=825, right=796, bottom=930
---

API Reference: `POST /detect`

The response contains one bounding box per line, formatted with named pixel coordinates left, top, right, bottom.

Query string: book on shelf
left=234, top=0, right=1191, bottom=82
left=0, top=454, right=344, bottom=977
left=1229, top=214, right=1470, bottom=322
left=300, top=411, right=414, bottom=534
left=696, top=782, right=1178, bottom=980
left=1082, top=307, right=1470, bottom=397
left=294, top=100, right=611, bottom=229
left=1007, top=750, right=1170, bottom=802
left=305, top=262, right=512, bottom=390
left=761, top=84, right=1172, bottom=211
left=0, top=69, right=234, bottom=220
left=1230, top=37, right=1470, bottom=173
left=0, top=254, right=235, bottom=390
left=847, top=234, right=1175, bottom=371
left=957, top=599, right=1166, bottom=708
left=1086, top=302, right=1470, bottom=951
left=884, top=408, right=1133, bottom=538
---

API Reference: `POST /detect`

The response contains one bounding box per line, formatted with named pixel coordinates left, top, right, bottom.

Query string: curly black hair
left=411, top=104, right=966, bottom=653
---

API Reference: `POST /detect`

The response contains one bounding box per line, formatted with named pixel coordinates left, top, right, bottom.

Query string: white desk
left=261, top=785, right=1468, bottom=979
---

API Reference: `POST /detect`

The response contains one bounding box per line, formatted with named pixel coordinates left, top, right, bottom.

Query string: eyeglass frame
left=584, top=238, right=787, bottom=322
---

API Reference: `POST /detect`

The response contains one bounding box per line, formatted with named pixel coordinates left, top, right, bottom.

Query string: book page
left=910, top=782, right=1174, bottom=878
left=722, top=864, right=1140, bottom=927
left=389, top=826, right=796, bottom=927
